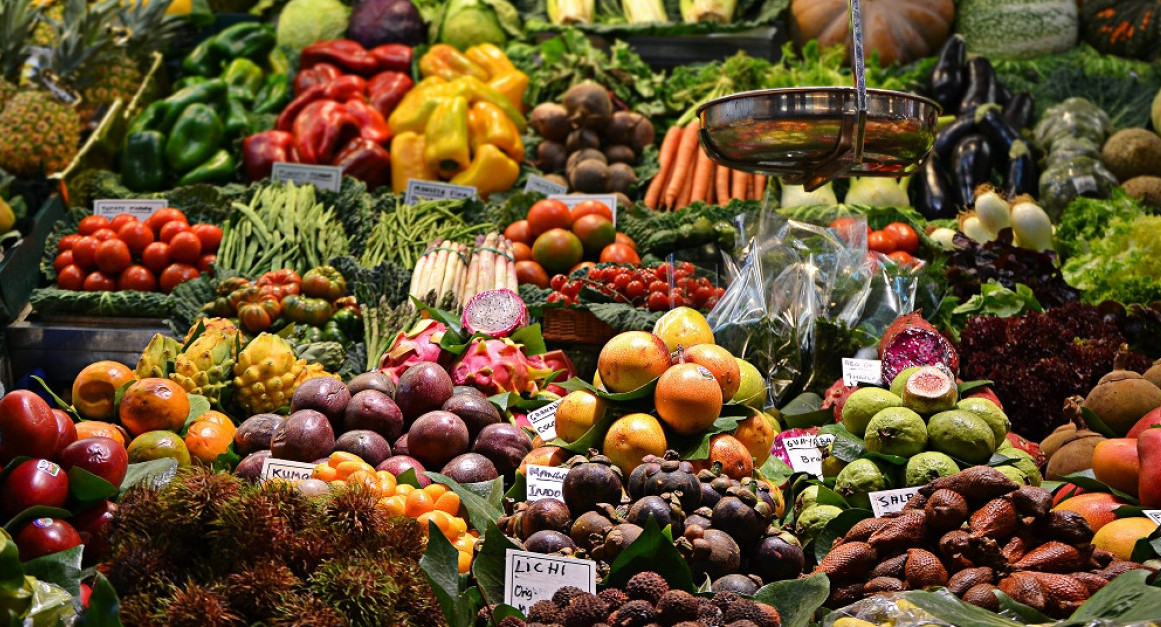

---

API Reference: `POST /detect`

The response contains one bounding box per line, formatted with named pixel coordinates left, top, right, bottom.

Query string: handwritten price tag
left=524, top=175, right=567, bottom=195
left=271, top=162, right=343, bottom=192
left=1143, top=510, right=1161, bottom=525
left=526, top=464, right=568, bottom=502
left=526, top=400, right=561, bottom=441
left=259, top=458, right=316, bottom=482
left=783, top=433, right=835, bottom=478
left=870, top=487, right=923, bottom=517
left=504, top=550, right=596, bottom=615
left=842, top=358, right=883, bottom=387
left=93, top=199, right=169, bottom=220
left=405, top=179, right=477, bottom=205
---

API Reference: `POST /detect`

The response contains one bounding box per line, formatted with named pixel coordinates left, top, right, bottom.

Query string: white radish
left=974, top=188, right=1011, bottom=236
left=929, top=227, right=958, bottom=250
left=1010, top=200, right=1054, bottom=252
left=959, top=214, right=993, bottom=243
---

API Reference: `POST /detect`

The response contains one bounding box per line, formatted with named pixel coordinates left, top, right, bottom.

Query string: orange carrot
left=676, top=170, right=694, bottom=210
left=716, top=165, right=731, bottom=203
left=664, top=120, right=700, bottom=209
left=690, top=147, right=714, bottom=204
left=754, top=175, right=767, bottom=202
left=731, top=169, right=749, bottom=200
left=644, top=125, right=682, bottom=209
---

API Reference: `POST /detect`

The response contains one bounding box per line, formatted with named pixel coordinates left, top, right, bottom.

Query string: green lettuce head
left=432, top=0, right=521, bottom=50
left=277, top=0, right=352, bottom=50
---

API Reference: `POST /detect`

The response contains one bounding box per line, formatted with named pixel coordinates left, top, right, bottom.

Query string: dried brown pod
left=903, top=492, right=928, bottom=510
left=1028, top=572, right=1091, bottom=618
left=1070, top=572, right=1109, bottom=595
left=1001, top=533, right=1033, bottom=563
left=827, top=582, right=866, bottom=608
left=1038, top=509, right=1094, bottom=545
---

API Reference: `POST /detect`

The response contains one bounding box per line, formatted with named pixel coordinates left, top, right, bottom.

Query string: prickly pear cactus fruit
left=170, top=322, right=242, bottom=408
left=233, top=333, right=307, bottom=415
left=135, top=333, right=182, bottom=379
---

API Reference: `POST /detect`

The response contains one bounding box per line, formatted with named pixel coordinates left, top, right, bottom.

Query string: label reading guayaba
left=526, top=399, right=561, bottom=441
left=870, top=486, right=923, bottom=517
left=93, top=198, right=169, bottom=220
left=1144, top=510, right=1161, bottom=526
left=259, top=457, right=317, bottom=482
left=548, top=194, right=618, bottom=225
left=270, top=162, right=343, bottom=192
left=524, top=175, right=568, bottom=196
left=784, top=433, right=836, bottom=478
left=842, top=358, right=883, bottom=387
left=405, top=179, right=477, bottom=205
left=504, top=549, right=596, bottom=615
left=526, top=464, right=568, bottom=502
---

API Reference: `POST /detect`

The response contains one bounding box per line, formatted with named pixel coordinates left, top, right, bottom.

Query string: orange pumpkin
left=789, top=0, right=956, bottom=66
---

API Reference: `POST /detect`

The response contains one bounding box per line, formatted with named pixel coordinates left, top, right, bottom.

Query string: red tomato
left=57, top=234, right=80, bottom=252
left=867, top=230, right=898, bottom=254
left=57, top=265, right=84, bottom=290
left=144, top=208, right=187, bottom=235
left=95, top=239, right=131, bottom=275
left=91, top=228, right=117, bottom=242
left=71, top=236, right=99, bottom=270
left=599, top=243, right=641, bottom=265
left=514, top=260, right=549, bottom=288
left=570, top=200, right=614, bottom=225
left=190, top=223, right=222, bottom=253
left=196, top=254, right=216, bottom=273
left=117, top=221, right=154, bottom=255
left=53, top=251, right=74, bottom=273
left=141, top=242, right=170, bottom=273
left=117, top=265, right=157, bottom=292
left=82, top=271, right=116, bottom=292
left=159, top=264, right=200, bottom=293
left=615, top=232, right=636, bottom=251
left=883, top=222, right=919, bottom=254
left=887, top=250, right=918, bottom=267
left=526, top=199, right=572, bottom=239
left=168, top=231, right=202, bottom=264
left=77, top=215, right=109, bottom=236
left=158, top=220, right=188, bottom=243
left=503, top=220, right=531, bottom=245
left=109, top=213, right=137, bottom=232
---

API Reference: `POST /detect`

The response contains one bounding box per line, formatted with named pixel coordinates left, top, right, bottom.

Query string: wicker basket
left=543, top=307, right=617, bottom=345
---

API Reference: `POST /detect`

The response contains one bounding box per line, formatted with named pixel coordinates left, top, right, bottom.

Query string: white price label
left=259, top=458, right=317, bottom=482
left=1143, top=510, right=1161, bottom=525
left=869, top=486, right=923, bottom=517
left=784, top=433, right=835, bottom=478
left=271, top=162, right=343, bottom=192
left=526, top=464, right=568, bottom=502
left=548, top=194, right=618, bottom=225
left=405, top=179, right=477, bottom=205
left=526, top=399, right=561, bottom=441
left=524, top=175, right=568, bottom=196
left=93, top=199, right=169, bottom=220
left=504, top=550, right=597, bottom=615
left=842, top=358, right=883, bottom=387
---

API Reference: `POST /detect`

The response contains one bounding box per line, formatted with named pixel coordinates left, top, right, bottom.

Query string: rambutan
left=270, top=594, right=349, bottom=627
left=161, top=582, right=242, bottom=627
left=307, top=556, right=401, bottom=627
left=225, top=561, right=301, bottom=619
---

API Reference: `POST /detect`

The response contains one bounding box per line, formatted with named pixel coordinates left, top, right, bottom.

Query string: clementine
left=184, top=420, right=234, bottom=464
left=1054, top=492, right=1129, bottom=533
left=654, top=363, right=722, bottom=435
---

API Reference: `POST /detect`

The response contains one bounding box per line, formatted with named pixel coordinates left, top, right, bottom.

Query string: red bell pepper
left=276, top=83, right=327, bottom=132
left=292, top=100, right=361, bottom=165
left=242, top=130, right=293, bottom=181
left=300, top=40, right=379, bottom=76
left=334, top=138, right=391, bottom=189
left=370, top=44, right=413, bottom=73
left=322, top=74, right=367, bottom=102
left=343, top=98, right=391, bottom=145
left=293, top=62, right=342, bottom=95
left=367, top=71, right=413, bottom=120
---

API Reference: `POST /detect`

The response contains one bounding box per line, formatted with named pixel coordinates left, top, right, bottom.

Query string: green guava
left=841, top=388, right=903, bottom=438
left=864, top=407, right=928, bottom=458
left=957, top=397, right=1010, bottom=445
left=928, top=410, right=997, bottom=464
left=835, top=458, right=889, bottom=510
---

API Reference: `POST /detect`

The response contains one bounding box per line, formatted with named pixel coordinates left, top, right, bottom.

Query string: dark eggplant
left=958, top=57, right=999, bottom=112
left=934, top=114, right=978, bottom=163
left=909, top=153, right=958, bottom=220
left=952, top=135, right=992, bottom=207
left=1003, top=92, right=1035, bottom=130
left=976, top=106, right=1022, bottom=170
left=931, top=35, right=967, bottom=114
left=996, top=83, right=1012, bottom=108
left=1005, top=141, right=1038, bottom=197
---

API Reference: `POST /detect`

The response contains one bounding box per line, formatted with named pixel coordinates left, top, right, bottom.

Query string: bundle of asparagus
left=407, top=239, right=471, bottom=306
left=460, top=232, right=518, bottom=304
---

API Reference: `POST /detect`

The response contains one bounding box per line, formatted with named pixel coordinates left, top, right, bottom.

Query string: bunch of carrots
left=645, top=119, right=768, bottom=211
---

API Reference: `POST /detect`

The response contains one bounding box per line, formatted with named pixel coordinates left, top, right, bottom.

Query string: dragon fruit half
left=450, top=338, right=554, bottom=395
left=821, top=378, right=857, bottom=423
left=462, top=289, right=528, bottom=338
left=878, top=311, right=959, bottom=384
left=378, top=318, right=450, bottom=383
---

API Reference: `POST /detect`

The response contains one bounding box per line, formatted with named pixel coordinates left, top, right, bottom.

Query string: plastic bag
left=823, top=595, right=951, bottom=627
left=708, top=211, right=925, bottom=407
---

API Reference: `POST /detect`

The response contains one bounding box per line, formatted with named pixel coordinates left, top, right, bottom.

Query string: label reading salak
left=869, top=486, right=923, bottom=517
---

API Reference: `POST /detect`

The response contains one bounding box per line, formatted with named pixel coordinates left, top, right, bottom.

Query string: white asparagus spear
left=462, top=236, right=483, bottom=303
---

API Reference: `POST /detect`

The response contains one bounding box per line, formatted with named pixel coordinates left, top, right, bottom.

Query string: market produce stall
left=4, top=0, right=1161, bottom=624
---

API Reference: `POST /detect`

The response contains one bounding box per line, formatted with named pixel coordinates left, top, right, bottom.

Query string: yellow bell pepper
left=419, top=44, right=489, bottom=82
left=455, top=76, right=527, bottom=132
left=465, top=43, right=519, bottom=79
left=451, top=143, right=520, bottom=199
left=424, top=96, right=472, bottom=178
left=387, top=77, right=472, bottom=135
left=488, top=72, right=530, bottom=114
left=468, top=101, right=524, bottom=162
left=390, top=132, right=437, bottom=194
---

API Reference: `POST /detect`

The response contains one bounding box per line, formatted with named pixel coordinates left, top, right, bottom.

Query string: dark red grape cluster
left=546, top=262, right=725, bottom=311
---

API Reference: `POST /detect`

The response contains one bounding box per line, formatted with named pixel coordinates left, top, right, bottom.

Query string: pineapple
left=0, top=0, right=39, bottom=110
left=86, top=0, right=183, bottom=110
left=0, top=89, right=80, bottom=177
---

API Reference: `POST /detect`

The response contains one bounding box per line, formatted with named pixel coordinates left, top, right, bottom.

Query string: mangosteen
left=524, top=530, right=575, bottom=554
left=626, top=455, right=662, bottom=500
left=711, top=574, right=761, bottom=595
left=592, top=523, right=642, bottom=561
left=751, top=533, right=805, bottom=582
left=440, top=453, right=499, bottom=484
left=291, top=377, right=350, bottom=428
left=685, top=528, right=741, bottom=581
left=643, top=451, right=701, bottom=513
left=395, top=362, right=454, bottom=420
left=626, top=495, right=684, bottom=538
left=442, top=393, right=502, bottom=439
left=334, top=430, right=392, bottom=466
left=562, top=453, right=623, bottom=514
left=700, top=481, right=723, bottom=508
left=685, top=509, right=712, bottom=530
left=347, top=371, right=395, bottom=398
left=520, top=498, right=571, bottom=540
left=570, top=511, right=613, bottom=551
left=711, top=495, right=766, bottom=549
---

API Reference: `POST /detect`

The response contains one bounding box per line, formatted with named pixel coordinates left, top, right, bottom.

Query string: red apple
left=1, top=458, right=70, bottom=516
left=57, top=437, right=128, bottom=488
left=966, top=386, right=1004, bottom=411
left=50, top=409, right=78, bottom=457
left=1127, top=406, right=1161, bottom=439
left=15, top=517, right=81, bottom=561
left=72, top=500, right=116, bottom=563
left=0, top=391, right=59, bottom=464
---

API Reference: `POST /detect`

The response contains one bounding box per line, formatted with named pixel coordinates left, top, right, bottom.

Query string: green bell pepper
left=128, top=100, right=168, bottom=135
left=321, top=319, right=348, bottom=345
left=330, top=306, right=361, bottom=340
left=182, top=38, right=224, bottom=77
left=121, top=131, right=168, bottom=192
left=267, top=47, right=290, bottom=75
left=165, top=103, right=223, bottom=173
left=253, top=73, right=290, bottom=115
left=177, top=149, right=236, bottom=186
left=173, top=76, right=210, bottom=91
left=160, top=79, right=226, bottom=131
left=223, top=96, right=251, bottom=139
left=223, top=58, right=264, bottom=103
left=210, top=22, right=275, bottom=61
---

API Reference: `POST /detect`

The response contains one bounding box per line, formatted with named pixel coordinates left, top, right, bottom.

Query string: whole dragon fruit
left=878, top=311, right=959, bottom=384
left=536, top=349, right=576, bottom=396
left=821, top=378, right=857, bottom=423
left=378, top=318, right=450, bottom=384
left=136, top=333, right=181, bottom=379
left=450, top=338, right=554, bottom=395
left=170, top=324, right=242, bottom=408
left=462, top=289, right=528, bottom=338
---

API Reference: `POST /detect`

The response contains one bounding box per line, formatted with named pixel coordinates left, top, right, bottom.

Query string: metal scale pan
left=696, top=0, right=940, bottom=191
